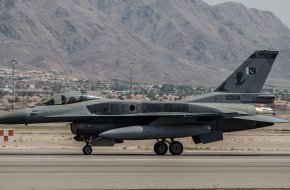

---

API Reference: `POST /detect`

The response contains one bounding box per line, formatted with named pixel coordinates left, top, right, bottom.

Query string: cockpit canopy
left=38, top=92, right=103, bottom=106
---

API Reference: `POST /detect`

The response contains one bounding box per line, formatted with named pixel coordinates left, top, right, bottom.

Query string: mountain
left=0, top=0, right=290, bottom=88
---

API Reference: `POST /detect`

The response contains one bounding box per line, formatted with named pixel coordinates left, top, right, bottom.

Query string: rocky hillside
left=0, top=0, right=290, bottom=88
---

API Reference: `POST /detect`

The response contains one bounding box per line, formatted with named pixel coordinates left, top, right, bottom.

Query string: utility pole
left=11, top=60, right=17, bottom=112
left=129, top=63, right=134, bottom=100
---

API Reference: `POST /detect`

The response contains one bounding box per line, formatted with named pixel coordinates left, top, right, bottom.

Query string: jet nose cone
left=0, top=109, right=30, bottom=124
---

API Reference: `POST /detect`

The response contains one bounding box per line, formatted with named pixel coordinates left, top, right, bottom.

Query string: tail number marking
left=226, top=95, right=240, bottom=101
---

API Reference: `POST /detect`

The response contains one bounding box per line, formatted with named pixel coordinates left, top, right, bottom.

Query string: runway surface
left=1, top=150, right=290, bottom=189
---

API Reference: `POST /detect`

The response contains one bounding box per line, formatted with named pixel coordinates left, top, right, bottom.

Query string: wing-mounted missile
left=99, top=124, right=211, bottom=140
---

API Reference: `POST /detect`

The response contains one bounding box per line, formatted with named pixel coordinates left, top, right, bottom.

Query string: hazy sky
left=203, top=0, right=290, bottom=28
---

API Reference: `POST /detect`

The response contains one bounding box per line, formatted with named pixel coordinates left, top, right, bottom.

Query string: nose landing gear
left=83, top=136, right=93, bottom=155
left=153, top=139, right=183, bottom=156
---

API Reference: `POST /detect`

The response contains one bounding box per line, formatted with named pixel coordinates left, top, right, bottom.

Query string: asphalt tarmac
left=1, top=150, right=290, bottom=189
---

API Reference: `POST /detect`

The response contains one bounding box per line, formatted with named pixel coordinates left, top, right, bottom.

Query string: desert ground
left=0, top=113, right=289, bottom=154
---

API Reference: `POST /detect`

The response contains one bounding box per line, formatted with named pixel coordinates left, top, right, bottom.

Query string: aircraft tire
left=154, top=141, right=168, bottom=155
left=169, top=141, right=183, bottom=155
left=83, top=145, right=92, bottom=155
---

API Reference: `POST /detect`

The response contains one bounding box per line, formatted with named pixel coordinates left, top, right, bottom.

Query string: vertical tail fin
left=215, top=50, right=279, bottom=93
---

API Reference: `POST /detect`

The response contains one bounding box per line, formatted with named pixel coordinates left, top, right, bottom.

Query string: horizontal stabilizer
left=234, top=115, right=288, bottom=123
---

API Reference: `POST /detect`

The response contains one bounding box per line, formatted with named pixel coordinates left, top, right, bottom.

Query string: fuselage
left=0, top=98, right=273, bottom=138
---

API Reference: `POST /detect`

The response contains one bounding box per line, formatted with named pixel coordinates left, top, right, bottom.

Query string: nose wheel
left=83, top=145, right=92, bottom=155
left=154, top=139, right=183, bottom=156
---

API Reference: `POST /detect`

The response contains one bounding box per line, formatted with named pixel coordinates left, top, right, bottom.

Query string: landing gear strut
left=153, top=139, right=183, bottom=156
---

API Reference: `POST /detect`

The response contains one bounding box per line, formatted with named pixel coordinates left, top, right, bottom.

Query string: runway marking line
left=1, top=157, right=290, bottom=163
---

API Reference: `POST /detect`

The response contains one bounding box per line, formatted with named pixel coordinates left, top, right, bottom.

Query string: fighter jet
left=0, top=50, right=286, bottom=155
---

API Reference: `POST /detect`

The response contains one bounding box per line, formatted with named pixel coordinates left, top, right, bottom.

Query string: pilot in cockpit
left=38, top=92, right=103, bottom=106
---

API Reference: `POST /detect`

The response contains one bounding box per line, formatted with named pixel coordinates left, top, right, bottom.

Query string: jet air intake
left=99, top=124, right=211, bottom=140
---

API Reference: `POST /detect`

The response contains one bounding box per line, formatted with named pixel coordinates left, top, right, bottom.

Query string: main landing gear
left=154, top=139, right=183, bottom=156
left=81, top=136, right=183, bottom=156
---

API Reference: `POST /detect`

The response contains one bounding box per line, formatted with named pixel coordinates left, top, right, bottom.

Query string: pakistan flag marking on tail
left=215, top=50, right=278, bottom=93
left=246, top=67, right=256, bottom=75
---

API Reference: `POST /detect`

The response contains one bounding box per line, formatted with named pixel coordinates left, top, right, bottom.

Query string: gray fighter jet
left=0, top=50, right=286, bottom=155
